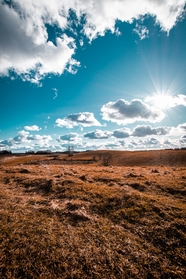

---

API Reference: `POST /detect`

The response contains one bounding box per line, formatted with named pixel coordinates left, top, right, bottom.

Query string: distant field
left=0, top=150, right=186, bottom=278
left=1, top=149, right=186, bottom=167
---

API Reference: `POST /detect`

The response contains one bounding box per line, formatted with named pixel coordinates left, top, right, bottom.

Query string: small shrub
left=99, top=153, right=113, bottom=166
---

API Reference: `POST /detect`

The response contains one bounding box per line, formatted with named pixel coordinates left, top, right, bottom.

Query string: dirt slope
left=59, top=149, right=186, bottom=167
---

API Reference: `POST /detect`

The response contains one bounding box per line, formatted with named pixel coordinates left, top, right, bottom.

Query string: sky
left=0, top=0, right=186, bottom=153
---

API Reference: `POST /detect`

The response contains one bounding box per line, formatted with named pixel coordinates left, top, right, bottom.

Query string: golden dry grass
left=0, top=151, right=186, bottom=278
left=1, top=149, right=186, bottom=166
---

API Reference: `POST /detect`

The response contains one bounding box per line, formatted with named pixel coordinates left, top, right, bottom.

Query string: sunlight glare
left=145, top=91, right=173, bottom=111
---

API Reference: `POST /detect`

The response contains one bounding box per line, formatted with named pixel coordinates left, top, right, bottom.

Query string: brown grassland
left=0, top=150, right=186, bottom=278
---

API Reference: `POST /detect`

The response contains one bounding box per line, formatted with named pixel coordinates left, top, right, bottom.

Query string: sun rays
left=145, top=91, right=172, bottom=111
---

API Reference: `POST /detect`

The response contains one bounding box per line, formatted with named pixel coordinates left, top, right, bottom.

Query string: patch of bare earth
left=0, top=154, right=186, bottom=278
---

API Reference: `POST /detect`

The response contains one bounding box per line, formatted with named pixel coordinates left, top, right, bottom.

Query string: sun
left=145, top=91, right=172, bottom=110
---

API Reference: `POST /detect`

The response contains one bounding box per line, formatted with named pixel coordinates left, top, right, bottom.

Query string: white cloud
left=0, top=139, right=14, bottom=147
left=105, top=140, right=126, bottom=150
left=11, top=130, right=30, bottom=144
left=83, top=128, right=131, bottom=140
left=0, top=0, right=185, bottom=81
left=84, top=129, right=112, bottom=139
left=55, top=112, right=101, bottom=128
left=113, top=128, right=131, bottom=138
left=178, top=122, right=186, bottom=131
left=57, top=133, right=80, bottom=142
left=133, top=23, right=149, bottom=39
left=79, top=39, right=84, bottom=46
left=57, top=140, right=89, bottom=151
left=18, top=130, right=30, bottom=136
left=24, top=125, right=41, bottom=131
left=82, top=0, right=186, bottom=39
left=127, top=137, right=160, bottom=150
left=27, top=134, right=52, bottom=141
left=52, top=88, right=58, bottom=99
left=169, top=122, right=186, bottom=137
left=127, top=135, right=185, bottom=150
left=101, top=99, right=165, bottom=125
left=163, top=138, right=172, bottom=145
left=0, top=130, right=52, bottom=150
left=0, top=1, right=79, bottom=82
left=145, top=137, right=159, bottom=145
left=180, top=135, right=186, bottom=143
left=132, top=125, right=170, bottom=137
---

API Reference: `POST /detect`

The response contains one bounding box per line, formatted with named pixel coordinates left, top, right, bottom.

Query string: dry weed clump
left=0, top=159, right=186, bottom=278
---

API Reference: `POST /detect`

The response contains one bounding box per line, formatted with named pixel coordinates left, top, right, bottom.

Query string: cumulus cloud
left=0, top=139, right=14, bottom=147
left=82, top=0, right=186, bottom=39
left=57, top=139, right=92, bottom=151
left=84, top=129, right=112, bottom=139
left=178, top=122, right=186, bottom=131
left=105, top=140, right=126, bottom=150
left=24, top=125, right=41, bottom=131
left=27, top=135, right=52, bottom=141
left=57, top=133, right=80, bottom=142
left=101, top=99, right=165, bottom=125
left=145, top=137, right=159, bottom=145
left=127, top=137, right=160, bottom=149
left=163, top=138, right=172, bottom=145
left=81, top=125, right=171, bottom=141
left=180, top=135, right=186, bottom=143
left=132, top=125, right=170, bottom=137
left=125, top=137, right=181, bottom=150
left=113, top=128, right=130, bottom=138
left=0, top=1, right=79, bottom=82
left=12, top=130, right=30, bottom=144
left=84, top=128, right=131, bottom=139
left=169, top=122, right=186, bottom=137
left=0, top=130, right=52, bottom=150
left=0, top=0, right=185, bottom=81
left=55, top=112, right=101, bottom=128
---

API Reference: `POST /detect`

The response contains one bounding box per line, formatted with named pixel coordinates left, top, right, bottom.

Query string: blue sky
left=0, top=0, right=186, bottom=152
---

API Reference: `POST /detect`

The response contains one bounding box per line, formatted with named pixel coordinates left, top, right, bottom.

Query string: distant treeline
left=25, top=150, right=80, bottom=155
left=0, top=147, right=186, bottom=155
left=0, top=150, right=12, bottom=154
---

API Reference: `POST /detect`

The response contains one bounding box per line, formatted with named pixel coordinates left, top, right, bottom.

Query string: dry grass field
left=0, top=150, right=186, bottom=278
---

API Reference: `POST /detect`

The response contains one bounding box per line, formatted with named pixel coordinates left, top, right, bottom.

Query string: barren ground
left=0, top=150, right=186, bottom=278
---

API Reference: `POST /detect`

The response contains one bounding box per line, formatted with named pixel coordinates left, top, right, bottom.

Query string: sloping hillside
left=1, top=149, right=186, bottom=167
